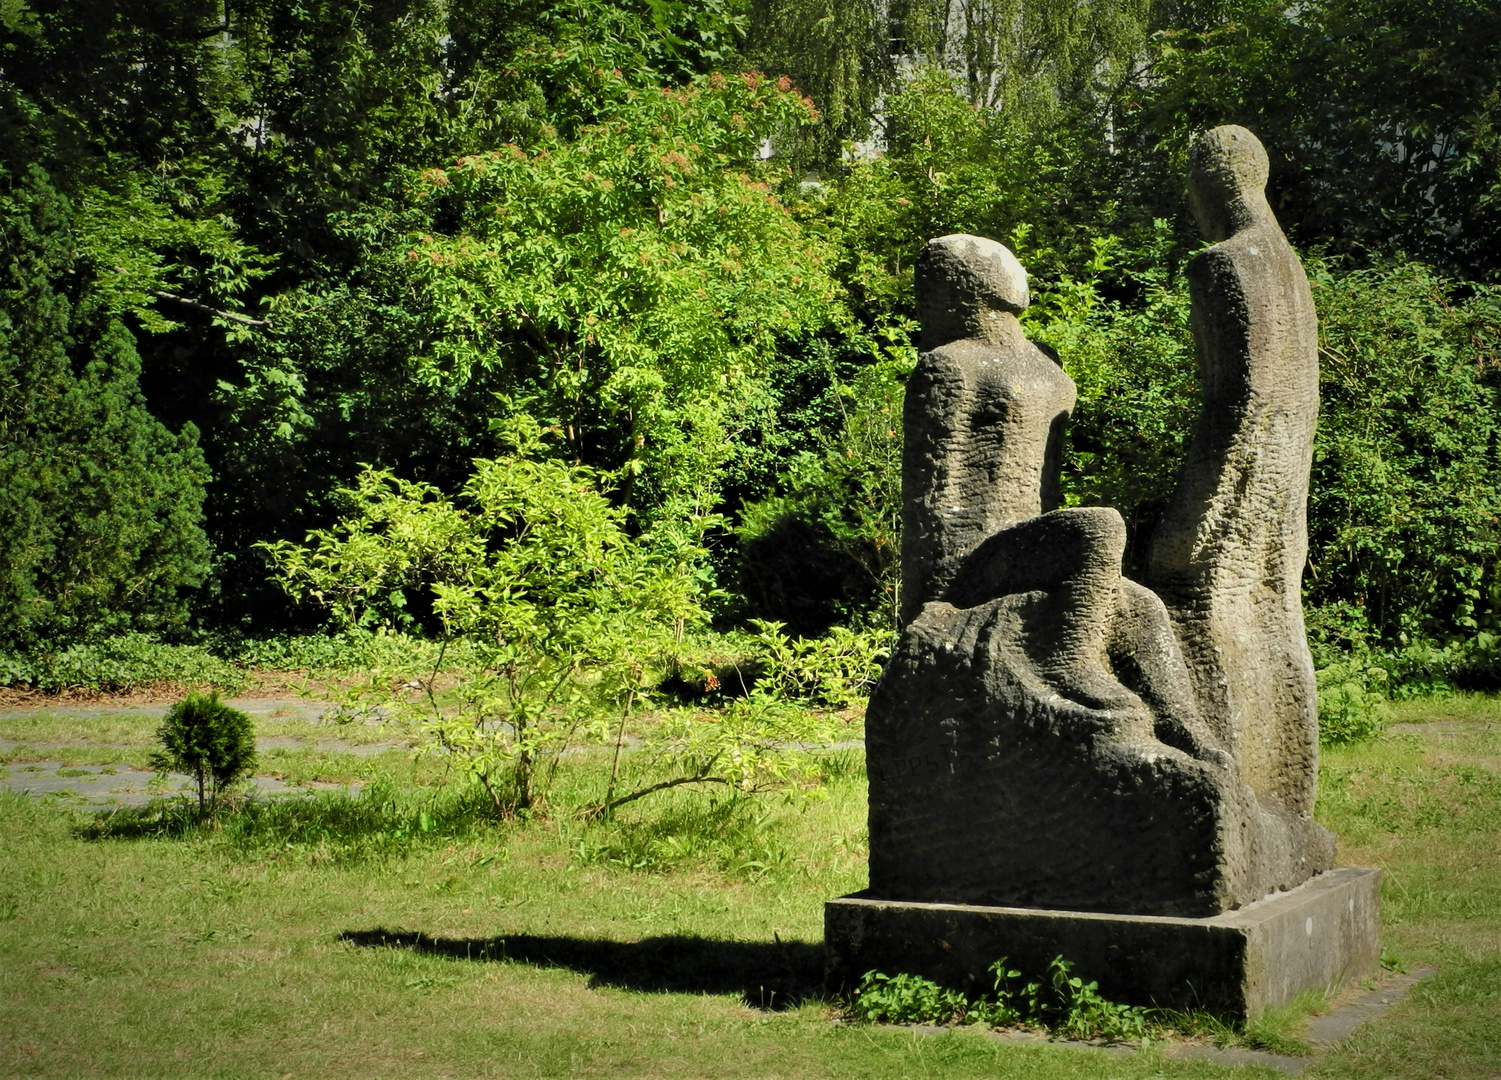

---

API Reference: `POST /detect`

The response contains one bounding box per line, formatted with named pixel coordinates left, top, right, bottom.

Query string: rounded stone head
left=1188, top=125, right=1273, bottom=242
left=915, top=234, right=1029, bottom=349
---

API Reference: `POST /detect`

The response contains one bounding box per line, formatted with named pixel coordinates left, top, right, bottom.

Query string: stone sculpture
left=1148, top=124, right=1323, bottom=824
left=865, top=126, right=1335, bottom=920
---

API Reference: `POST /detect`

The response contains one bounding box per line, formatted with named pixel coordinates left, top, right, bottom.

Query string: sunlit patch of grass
left=1239, top=989, right=1324, bottom=1056
left=1384, top=692, right=1501, bottom=726
left=255, top=746, right=412, bottom=786
left=0, top=697, right=1498, bottom=1078
left=78, top=776, right=499, bottom=862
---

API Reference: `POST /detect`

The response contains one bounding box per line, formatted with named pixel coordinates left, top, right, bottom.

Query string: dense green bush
left=1023, top=223, right=1198, bottom=572
left=0, top=167, right=211, bottom=649
left=150, top=691, right=258, bottom=818
left=1126, top=0, right=1501, bottom=278
left=231, top=628, right=484, bottom=678
left=734, top=348, right=909, bottom=633
left=1022, top=243, right=1501, bottom=695
left=1305, top=260, right=1501, bottom=654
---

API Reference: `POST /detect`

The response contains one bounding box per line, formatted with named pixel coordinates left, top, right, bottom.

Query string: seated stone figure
left=898, top=236, right=1217, bottom=753
left=867, top=224, right=1333, bottom=918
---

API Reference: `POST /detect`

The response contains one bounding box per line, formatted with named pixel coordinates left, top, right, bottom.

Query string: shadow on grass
left=340, top=927, right=825, bottom=1009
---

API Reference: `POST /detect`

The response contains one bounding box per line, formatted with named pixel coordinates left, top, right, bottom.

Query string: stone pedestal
left=825, top=867, right=1380, bottom=1020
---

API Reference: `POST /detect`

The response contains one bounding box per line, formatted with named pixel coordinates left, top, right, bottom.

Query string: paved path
left=2, top=760, right=358, bottom=810
left=0, top=696, right=391, bottom=811
left=0, top=696, right=343, bottom=723
left=0, top=697, right=867, bottom=812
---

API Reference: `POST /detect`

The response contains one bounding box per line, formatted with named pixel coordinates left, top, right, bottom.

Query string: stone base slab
left=825, top=867, right=1380, bottom=1019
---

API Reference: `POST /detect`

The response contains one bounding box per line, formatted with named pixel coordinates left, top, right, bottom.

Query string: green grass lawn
left=2, top=696, right=1498, bottom=1078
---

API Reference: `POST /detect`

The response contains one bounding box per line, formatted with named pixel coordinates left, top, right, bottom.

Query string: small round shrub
left=149, top=691, right=257, bottom=818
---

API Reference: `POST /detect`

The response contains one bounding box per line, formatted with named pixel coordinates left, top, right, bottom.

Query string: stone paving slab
left=1304, top=964, right=1438, bottom=1045
left=0, top=735, right=407, bottom=755
left=0, top=698, right=859, bottom=811
left=0, top=760, right=361, bottom=811
left=0, top=696, right=344, bottom=722
left=0, top=695, right=409, bottom=765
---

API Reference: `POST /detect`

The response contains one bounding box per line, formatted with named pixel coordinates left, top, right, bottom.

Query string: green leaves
left=1306, top=258, right=1501, bottom=652
left=1021, top=220, right=1198, bottom=572
left=735, top=347, right=909, bottom=632
left=850, top=969, right=971, bottom=1025
left=396, top=69, right=845, bottom=521
left=743, top=620, right=890, bottom=708
left=1130, top=0, right=1501, bottom=277
left=150, top=691, right=258, bottom=819
left=850, top=955, right=1149, bottom=1043
left=0, top=166, right=211, bottom=649
left=264, top=431, right=709, bottom=813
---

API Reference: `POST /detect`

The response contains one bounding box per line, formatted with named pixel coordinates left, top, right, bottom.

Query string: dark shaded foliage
left=0, top=165, right=209, bottom=648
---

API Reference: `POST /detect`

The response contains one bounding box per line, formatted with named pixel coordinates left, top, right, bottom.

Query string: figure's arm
left=898, top=351, right=968, bottom=624
left=1148, top=245, right=1254, bottom=583
left=945, top=506, right=1124, bottom=608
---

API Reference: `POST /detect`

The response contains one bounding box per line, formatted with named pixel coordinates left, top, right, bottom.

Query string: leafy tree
left=888, top=0, right=1151, bottom=118
left=266, top=418, right=847, bottom=815
left=388, top=69, right=846, bottom=525
left=0, top=0, right=268, bottom=320
left=745, top=0, right=1152, bottom=166
left=5, top=0, right=766, bottom=631
left=743, top=0, right=891, bottom=160
left=1126, top=0, right=1501, bottom=278
left=1305, top=259, right=1501, bottom=649
left=265, top=419, right=708, bottom=813
left=1022, top=221, right=1198, bottom=574
left=198, top=58, right=851, bottom=625
left=1025, top=237, right=1501, bottom=672
left=735, top=345, right=910, bottom=632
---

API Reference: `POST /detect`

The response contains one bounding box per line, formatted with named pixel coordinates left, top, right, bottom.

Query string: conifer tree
left=0, top=166, right=210, bottom=648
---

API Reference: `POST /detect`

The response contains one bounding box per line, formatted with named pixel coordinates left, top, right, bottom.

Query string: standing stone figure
left=1148, top=125, right=1323, bottom=823
left=866, top=127, right=1334, bottom=918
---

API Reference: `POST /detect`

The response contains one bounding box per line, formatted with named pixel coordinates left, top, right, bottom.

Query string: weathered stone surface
left=1148, top=125, right=1328, bottom=835
left=870, top=217, right=1332, bottom=918
left=898, top=235, right=1069, bottom=628
left=844, top=126, right=1369, bottom=1014
left=825, top=867, right=1381, bottom=1020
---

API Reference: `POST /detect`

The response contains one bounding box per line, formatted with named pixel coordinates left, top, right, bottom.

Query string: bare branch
left=153, top=288, right=270, bottom=327
left=583, top=764, right=729, bottom=820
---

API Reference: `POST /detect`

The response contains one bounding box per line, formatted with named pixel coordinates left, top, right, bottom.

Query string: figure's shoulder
left=914, top=337, right=1073, bottom=408
left=1188, top=235, right=1260, bottom=298
left=913, top=339, right=981, bottom=379
left=1191, top=225, right=1293, bottom=272
left=919, top=336, right=1067, bottom=375
left=921, top=336, right=1033, bottom=365
left=1188, top=238, right=1239, bottom=274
